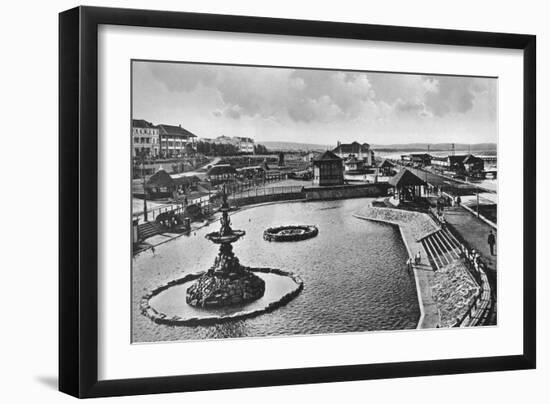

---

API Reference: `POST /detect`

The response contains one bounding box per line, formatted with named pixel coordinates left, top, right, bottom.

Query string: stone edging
left=140, top=268, right=304, bottom=326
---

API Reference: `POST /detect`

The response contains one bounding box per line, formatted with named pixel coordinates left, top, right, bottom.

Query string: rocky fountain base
left=263, top=225, right=318, bottom=242
left=186, top=268, right=265, bottom=308
left=185, top=236, right=266, bottom=308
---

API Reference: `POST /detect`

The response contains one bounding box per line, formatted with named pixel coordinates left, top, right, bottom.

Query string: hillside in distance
left=262, top=140, right=497, bottom=153
left=262, top=141, right=332, bottom=152
left=372, top=143, right=497, bottom=152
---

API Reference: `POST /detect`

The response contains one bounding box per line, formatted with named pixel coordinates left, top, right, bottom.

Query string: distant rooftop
left=206, top=164, right=238, bottom=176
left=333, top=141, right=371, bottom=154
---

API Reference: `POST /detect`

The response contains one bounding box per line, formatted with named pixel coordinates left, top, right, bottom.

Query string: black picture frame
left=59, top=6, right=536, bottom=398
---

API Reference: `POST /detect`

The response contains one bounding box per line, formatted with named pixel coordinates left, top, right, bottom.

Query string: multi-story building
left=233, top=137, right=255, bottom=154
left=157, top=124, right=197, bottom=158
left=332, top=141, right=374, bottom=166
left=208, top=135, right=255, bottom=154
left=132, top=119, right=160, bottom=158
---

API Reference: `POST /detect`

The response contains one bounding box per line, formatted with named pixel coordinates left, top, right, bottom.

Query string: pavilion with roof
left=312, top=150, right=344, bottom=186
left=146, top=169, right=200, bottom=199
left=388, top=168, right=427, bottom=202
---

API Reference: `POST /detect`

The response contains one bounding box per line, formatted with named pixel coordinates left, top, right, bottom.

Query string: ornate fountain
left=186, top=187, right=265, bottom=308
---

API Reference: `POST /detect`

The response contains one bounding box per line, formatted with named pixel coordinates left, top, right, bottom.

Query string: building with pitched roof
left=332, top=141, right=374, bottom=166
left=312, top=150, right=344, bottom=186
left=343, top=156, right=364, bottom=172
left=145, top=169, right=201, bottom=199
left=401, top=153, right=432, bottom=167
left=157, top=124, right=197, bottom=158
left=132, top=119, right=160, bottom=158
left=377, top=159, right=396, bottom=176
left=431, top=154, right=484, bottom=174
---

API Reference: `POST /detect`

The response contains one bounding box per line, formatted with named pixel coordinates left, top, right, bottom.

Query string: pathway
left=443, top=205, right=497, bottom=296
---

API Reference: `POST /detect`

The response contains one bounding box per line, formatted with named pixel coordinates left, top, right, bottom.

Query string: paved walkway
left=400, top=226, right=440, bottom=329
left=443, top=206, right=497, bottom=296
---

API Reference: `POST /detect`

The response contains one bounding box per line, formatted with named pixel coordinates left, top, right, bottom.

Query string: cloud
left=144, top=62, right=496, bottom=128
left=424, top=76, right=494, bottom=117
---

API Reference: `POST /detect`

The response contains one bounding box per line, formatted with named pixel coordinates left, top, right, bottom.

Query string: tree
left=254, top=144, right=269, bottom=155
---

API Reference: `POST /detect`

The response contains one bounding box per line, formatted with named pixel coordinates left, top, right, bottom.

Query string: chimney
left=337, top=141, right=341, bottom=147
left=179, top=124, right=181, bottom=128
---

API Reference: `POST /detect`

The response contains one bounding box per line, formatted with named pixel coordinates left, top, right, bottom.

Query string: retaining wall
left=303, top=183, right=389, bottom=200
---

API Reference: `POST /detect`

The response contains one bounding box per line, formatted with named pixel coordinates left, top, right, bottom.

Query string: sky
left=132, top=61, right=497, bottom=146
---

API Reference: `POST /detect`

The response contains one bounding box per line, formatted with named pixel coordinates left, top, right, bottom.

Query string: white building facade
left=132, top=119, right=160, bottom=158
left=157, top=124, right=197, bottom=158
left=332, top=141, right=374, bottom=166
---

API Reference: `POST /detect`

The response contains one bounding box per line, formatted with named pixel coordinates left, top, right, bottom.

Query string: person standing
left=487, top=230, right=496, bottom=256
left=415, top=251, right=422, bottom=265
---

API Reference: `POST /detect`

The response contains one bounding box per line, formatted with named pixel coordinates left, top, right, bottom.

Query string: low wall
left=354, top=206, right=440, bottom=241
left=303, top=183, right=389, bottom=200
left=230, top=192, right=305, bottom=207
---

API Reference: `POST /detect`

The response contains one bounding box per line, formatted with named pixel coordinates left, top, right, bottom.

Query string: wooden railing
left=452, top=243, right=493, bottom=327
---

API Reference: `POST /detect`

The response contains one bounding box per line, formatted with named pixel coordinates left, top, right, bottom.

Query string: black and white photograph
left=131, top=61, right=498, bottom=343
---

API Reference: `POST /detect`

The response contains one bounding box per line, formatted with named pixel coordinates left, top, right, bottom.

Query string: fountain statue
left=186, top=186, right=265, bottom=307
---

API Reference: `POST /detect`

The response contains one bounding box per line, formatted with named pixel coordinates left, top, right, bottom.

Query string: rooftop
left=313, top=150, right=343, bottom=162
left=388, top=168, right=427, bottom=187
left=146, top=170, right=201, bottom=188
left=132, top=119, right=156, bottom=129
left=377, top=159, right=395, bottom=168
left=157, top=124, right=197, bottom=138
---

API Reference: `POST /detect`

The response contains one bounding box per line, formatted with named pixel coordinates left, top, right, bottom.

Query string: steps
left=420, top=228, right=461, bottom=270
left=138, top=222, right=163, bottom=241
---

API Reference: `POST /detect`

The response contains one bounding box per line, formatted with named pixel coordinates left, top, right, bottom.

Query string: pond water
left=149, top=272, right=299, bottom=319
left=132, top=198, right=420, bottom=343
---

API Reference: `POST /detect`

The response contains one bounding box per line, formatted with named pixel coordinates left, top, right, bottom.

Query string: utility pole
left=141, top=158, right=148, bottom=222
left=476, top=189, right=480, bottom=218
left=425, top=170, right=428, bottom=196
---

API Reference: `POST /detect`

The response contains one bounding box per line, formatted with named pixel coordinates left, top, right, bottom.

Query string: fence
left=228, top=185, right=304, bottom=201
left=133, top=185, right=305, bottom=223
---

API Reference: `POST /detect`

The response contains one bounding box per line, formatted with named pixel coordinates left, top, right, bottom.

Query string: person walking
left=487, top=230, right=496, bottom=256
